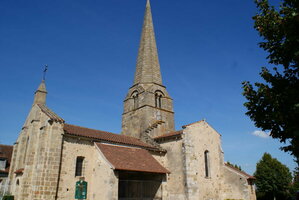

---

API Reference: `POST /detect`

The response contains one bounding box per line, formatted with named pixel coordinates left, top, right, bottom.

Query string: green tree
left=289, top=168, right=299, bottom=198
left=242, top=0, right=299, bottom=165
left=254, top=153, right=292, bottom=199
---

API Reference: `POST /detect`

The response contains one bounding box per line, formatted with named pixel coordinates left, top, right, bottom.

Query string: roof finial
left=43, top=64, right=48, bottom=81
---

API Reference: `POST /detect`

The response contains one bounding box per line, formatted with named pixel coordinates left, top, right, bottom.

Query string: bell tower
left=122, top=0, right=174, bottom=139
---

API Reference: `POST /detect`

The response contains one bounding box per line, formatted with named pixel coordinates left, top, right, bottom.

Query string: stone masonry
left=7, top=0, right=256, bottom=199
left=122, top=0, right=175, bottom=139
left=8, top=83, right=64, bottom=200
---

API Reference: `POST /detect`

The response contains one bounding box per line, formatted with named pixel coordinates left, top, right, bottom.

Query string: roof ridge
left=65, top=123, right=148, bottom=141
left=154, top=130, right=183, bottom=140
left=0, top=144, right=13, bottom=147
left=224, top=163, right=255, bottom=179
left=65, top=123, right=116, bottom=135
left=97, top=142, right=142, bottom=150
left=63, top=124, right=163, bottom=152
left=37, top=104, right=64, bottom=123
left=182, top=119, right=205, bottom=128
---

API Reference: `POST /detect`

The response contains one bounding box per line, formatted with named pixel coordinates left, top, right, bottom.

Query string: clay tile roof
left=154, top=130, right=183, bottom=140
left=64, top=124, right=158, bottom=150
left=37, top=104, right=64, bottom=123
left=0, top=144, right=13, bottom=173
left=96, top=143, right=169, bottom=174
left=14, top=168, right=24, bottom=174
left=182, top=120, right=204, bottom=128
left=225, top=163, right=255, bottom=180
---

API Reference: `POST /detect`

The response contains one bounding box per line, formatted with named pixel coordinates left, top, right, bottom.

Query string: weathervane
left=43, top=65, right=48, bottom=81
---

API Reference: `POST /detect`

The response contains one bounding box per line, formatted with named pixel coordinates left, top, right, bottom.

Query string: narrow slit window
left=23, top=137, right=29, bottom=164
left=133, top=94, right=138, bottom=109
left=158, top=95, right=162, bottom=108
left=75, top=157, right=84, bottom=177
left=204, top=150, right=210, bottom=178
left=131, top=91, right=139, bottom=109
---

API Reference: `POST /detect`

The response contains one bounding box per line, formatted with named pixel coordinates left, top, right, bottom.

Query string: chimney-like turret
left=33, top=80, right=47, bottom=105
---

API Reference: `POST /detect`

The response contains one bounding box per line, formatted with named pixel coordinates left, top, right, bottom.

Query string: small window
left=131, top=91, right=139, bottom=109
left=23, top=137, right=29, bottom=164
left=133, top=94, right=138, bottom=109
left=204, top=150, right=210, bottom=178
left=0, top=159, right=6, bottom=170
left=16, top=179, right=20, bottom=186
left=155, top=91, right=163, bottom=108
left=75, top=157, right=84, bottom=177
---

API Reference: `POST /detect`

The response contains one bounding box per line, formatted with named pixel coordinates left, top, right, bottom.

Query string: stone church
left=7, top=0, right=256, bottom=199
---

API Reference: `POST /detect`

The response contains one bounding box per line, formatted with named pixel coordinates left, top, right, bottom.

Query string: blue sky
left=0, top=0, right=296, bottom=175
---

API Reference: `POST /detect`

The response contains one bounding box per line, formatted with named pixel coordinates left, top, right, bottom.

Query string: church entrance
left=118, top=171, right=164, bottom=200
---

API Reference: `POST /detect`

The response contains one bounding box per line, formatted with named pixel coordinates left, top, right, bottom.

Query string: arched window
left=16, top=179, right=20, bottom=186
left=131, top=91, right=139, bottom=109
left=155, top=91, right=163, bottom=108
left=75, top=156, right=84, bottom=177
left=204, top=150, right=210, bottom=178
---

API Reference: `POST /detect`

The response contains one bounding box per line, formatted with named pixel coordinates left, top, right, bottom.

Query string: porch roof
left=96, top=143, right=169, bottom=174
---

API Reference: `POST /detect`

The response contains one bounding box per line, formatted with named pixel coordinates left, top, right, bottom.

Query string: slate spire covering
left=134, top=0, right=162, bottom=85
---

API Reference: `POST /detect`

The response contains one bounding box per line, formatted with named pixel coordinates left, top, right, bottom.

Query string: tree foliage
left=242, top=0, right=299, bottom=164
left=289, top=169, right=299, bottom=198
left=254, top=153, right=292, bottom=199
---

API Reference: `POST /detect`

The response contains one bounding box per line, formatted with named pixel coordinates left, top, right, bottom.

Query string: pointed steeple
left=134, top=0, right=162, bottom=85
left=122, top=0, right=174, bottom=139
left=33, top=80, right=47, bottom=105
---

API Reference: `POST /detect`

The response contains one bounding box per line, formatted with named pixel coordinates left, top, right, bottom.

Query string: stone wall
left=154, top=138, right=186, bottom=200
left=0, top=177, right=10, bottom=196
left=9, top=105, right=64, bottom=200
left=9, top=105, right=40, bottom=183
left=182, top=121, right=223, bottom=200
left=221, top=166, right=256, bottom=200
left=122, top=83, right=174, bottom=138
left=180, top=120, right=256, bottom=200
left=122, top=105, right=174, bottom=138
left=8, top=105, right=256, bottom=200
left=154, top=120, right=256, bottom=200
left=57, top=137, right=118, bottom=200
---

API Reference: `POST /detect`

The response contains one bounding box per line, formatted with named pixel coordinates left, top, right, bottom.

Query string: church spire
left=122, top=0, right=174, bottom=139
left=33, top=66, right=48, bottom=105
left=134, top=0, right=162, bottom=85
